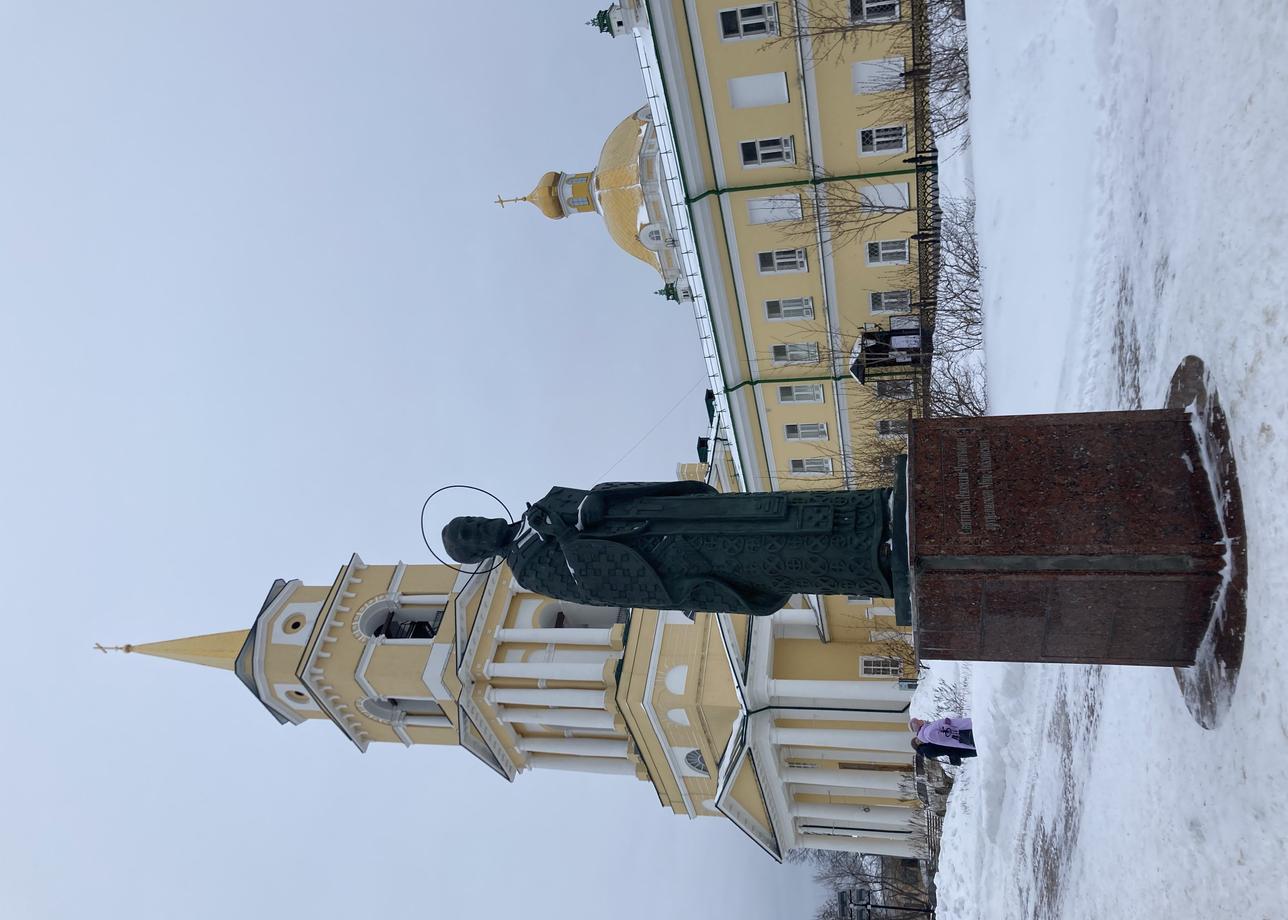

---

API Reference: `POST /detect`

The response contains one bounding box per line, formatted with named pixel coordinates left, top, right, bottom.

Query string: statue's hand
left=577, top=494, right=605, bottom=531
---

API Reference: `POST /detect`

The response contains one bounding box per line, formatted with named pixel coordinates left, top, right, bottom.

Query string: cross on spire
left=94, top=642, right=134, bottom=654
left=495, top=194, right=528, bottom=208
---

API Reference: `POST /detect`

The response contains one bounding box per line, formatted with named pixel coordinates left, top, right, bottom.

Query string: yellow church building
left=515, top=0, right=938, bottom=499
left=120, top=1, right=939, bottom=863
left=128, top=549, right=922, bottom=860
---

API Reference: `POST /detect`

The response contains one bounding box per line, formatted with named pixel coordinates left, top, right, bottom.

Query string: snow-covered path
left=933, top=1, right=1288, bottom=917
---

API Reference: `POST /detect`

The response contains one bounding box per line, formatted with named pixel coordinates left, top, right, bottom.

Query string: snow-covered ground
left=927, top=1, right=1288, bottom=917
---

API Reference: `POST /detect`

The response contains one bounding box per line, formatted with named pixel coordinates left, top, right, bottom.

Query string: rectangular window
left=720, top=4, right=779, bottom=39
left=740, top=136, right=795, bottom=166
left=771, top=342, right=819, bottom=364
left=790, top=457, right=833, bottom=475
left=870, top=290, right=913, bottom=312
left=785, top=760, right=817, bottom=769
left=847, top=594, right=872, bottom=603
left=748, top=194, right=803, bottom=224
left=859, top=125, right=907, bottom=154
left=866, top=239, right=910, bottom=265
left=758, top=248, right=808, bottom=273
left=853, top=57, right=905, bottom=94
left=861, top=656, right=904, bottom=677
left=861, top=182, right=911, bottom=211
left=876, top=379, right=914, bottom=399
left=877, top=419, right=909, bottom=437
left=729, top=72, right=790, bottom=108
left=889, top=314, right=921, bottom=330
left=568, top=196, right=590, bottom=207
left=850, top=0, right=900, bottom=22
left=766, top=297, right=814, bottom=320
left=785, top=422, right=829, bottom=441
left=778, top=383, right=825, bottom=404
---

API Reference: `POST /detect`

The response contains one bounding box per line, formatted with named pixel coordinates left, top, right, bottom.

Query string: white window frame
left=790, top=457, right=833, bottom=476
left=739, top=135, right=795, bottom=167
left=771, top=342, right=820, bottom=365
left=877, top=419, right=909, bottom=438
left=851, top=0, right=900, bottom=24
left=876, top=379, right=915, bottom=400
left=853, top=57, right=906, bottom=94
left=847, top=595, right=872, bottom=604
left=860, top=182, right=911, bottom=212
left=859, top=125, right=907, bottom=155
left=729, top=72, right=790, bottom=108
left=719, top=4, right=779, bottom=40
left=870, top=289, right=913, bottom=313
left=785, top=422, right=829, bottom=441
left=748, top=194, right=803, bottom=224
left=758, top=248, right=808, bottom=274
left=860, top=656, right=904, bottom=677
left=778, top=383, right=825, bottom=404
left=866, top=239, right=910, bottom=265
left=765, top=297, right=814, bottom=321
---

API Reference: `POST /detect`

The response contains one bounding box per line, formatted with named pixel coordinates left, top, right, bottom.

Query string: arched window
left=684, top=749, right=709, bottom=776
left=359, top=697, right=444, bottom=724
left=535, top=601, right=625, bottom=630
left=357, top=599, right=445, bottom=641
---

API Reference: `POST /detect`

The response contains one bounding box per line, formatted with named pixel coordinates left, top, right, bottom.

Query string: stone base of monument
left=903, top=356, right=1246, bottom=727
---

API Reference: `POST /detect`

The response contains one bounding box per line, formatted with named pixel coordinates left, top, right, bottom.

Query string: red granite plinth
left=909, top=409, right=1224, bottom=667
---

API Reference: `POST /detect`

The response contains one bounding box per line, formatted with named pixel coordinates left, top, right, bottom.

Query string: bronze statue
left=442, top=480, right=893, bottom=616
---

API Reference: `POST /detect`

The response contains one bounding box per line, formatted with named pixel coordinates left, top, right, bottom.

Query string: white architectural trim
left=451, top=566, right=519, bottom=779
left=421, top=641, right=453, bottom=700
left=641, top=616, right=696, bottom=817
left=252, top=579, right=305, bottom=726
left=299, top=555, right=371, bottom=751
left=633, top=24, right=751, bottom=490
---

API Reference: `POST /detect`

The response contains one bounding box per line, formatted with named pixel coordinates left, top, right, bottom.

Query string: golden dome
left=527, top=170, right=565, bottom=220
left=594, top=110, right=662, bottom=270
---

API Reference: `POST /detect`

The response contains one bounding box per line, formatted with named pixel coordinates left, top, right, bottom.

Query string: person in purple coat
left=909, top=716, right=976, bottom=765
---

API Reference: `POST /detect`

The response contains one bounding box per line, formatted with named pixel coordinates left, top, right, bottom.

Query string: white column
left=497, top=706, right=617, bottom=730
left=526, top=753, right=637, bottom=775
left=487, top=687, right=608, bottom=709
left=772, top=726, right=910, bottom=753
left=783, top=767, right=906, bottom=793
left=791, top=801, right=917, bottom=830
left=773, top=608, right=818, bottom=627
left=781, top=747, right=912, bottom=765
left=494, top=627, right=617, bottom=646
left=484, top=661, right=607, bottom=682
left=769, top=678, right=912, bottom=708
left=797, top=831, right=919, bottom=858
left=403, top=714, right=452, bottom=729
left=516, top=737, right=629, bottom=758
left=772, top=707, right=909, bottom=726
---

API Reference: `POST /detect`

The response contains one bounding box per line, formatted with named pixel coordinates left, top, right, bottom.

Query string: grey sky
left=0, top=2, right=820, bottom=917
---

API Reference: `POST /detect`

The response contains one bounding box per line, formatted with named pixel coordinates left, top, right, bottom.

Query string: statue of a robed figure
left=442, top=480, right=893, bottom=617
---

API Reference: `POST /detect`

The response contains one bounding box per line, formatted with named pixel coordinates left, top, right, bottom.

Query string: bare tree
left=925, top=0, right=971, bottom=143
left=929, top=194, right=981, bottom=358
left=791, top=848, right=937, bottom=920
left=765, top=1, right=908, bottom=68
left=781, top=175, right=919, bottom=253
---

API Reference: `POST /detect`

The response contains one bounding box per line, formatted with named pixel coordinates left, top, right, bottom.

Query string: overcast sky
left=0, top=2, right=821, bottom=917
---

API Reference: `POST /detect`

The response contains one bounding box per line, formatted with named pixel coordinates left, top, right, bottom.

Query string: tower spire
left=100, top=630, right=249, bottom=671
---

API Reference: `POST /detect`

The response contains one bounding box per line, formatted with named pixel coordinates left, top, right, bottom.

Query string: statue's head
left=441, top=516, right=518, bottom=564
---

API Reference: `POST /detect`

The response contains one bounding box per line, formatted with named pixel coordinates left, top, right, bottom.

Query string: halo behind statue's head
left=419, top=485, right=514, bottom=573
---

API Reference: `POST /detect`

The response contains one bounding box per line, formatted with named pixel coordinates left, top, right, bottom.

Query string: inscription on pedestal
left=909, top=410, right=1225, bottom=667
